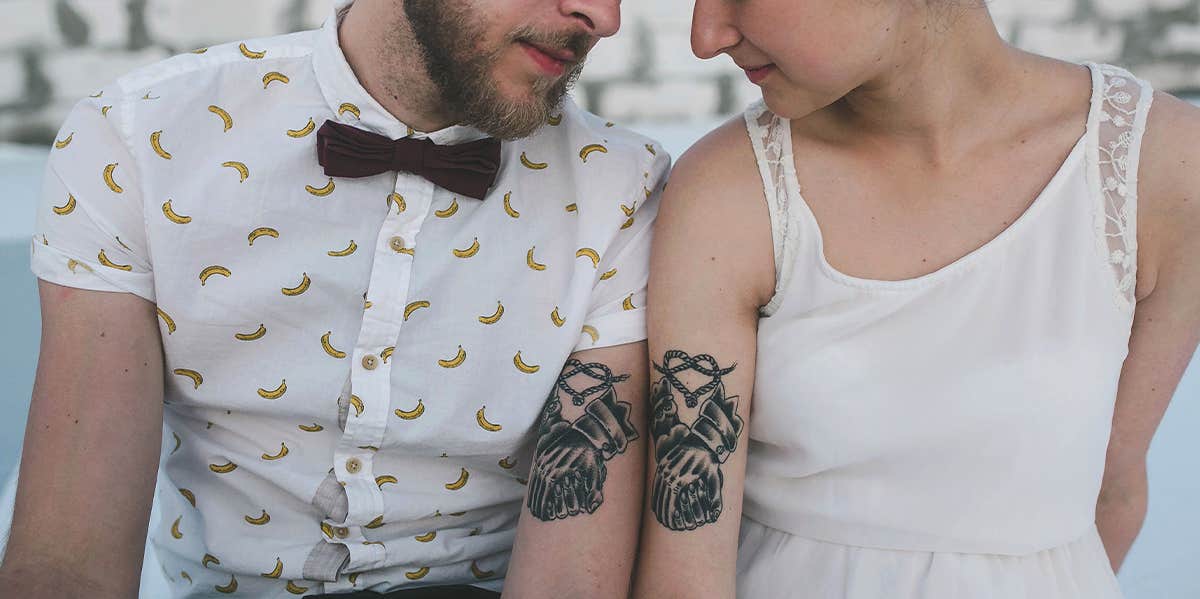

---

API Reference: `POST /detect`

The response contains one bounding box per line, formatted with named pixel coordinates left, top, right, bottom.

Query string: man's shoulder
left=97, top=30, right=320, bottom=108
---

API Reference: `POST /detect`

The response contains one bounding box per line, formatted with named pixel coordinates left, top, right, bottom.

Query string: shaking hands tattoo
left=527, top=359, right=639, bottom=521
left=650, top=350, right=744, bottom=531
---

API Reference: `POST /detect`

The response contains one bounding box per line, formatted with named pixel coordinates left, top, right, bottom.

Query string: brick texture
left=2, top=0, right=1199, bottom=145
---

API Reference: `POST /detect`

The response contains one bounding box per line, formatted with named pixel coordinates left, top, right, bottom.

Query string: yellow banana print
left=247, top=227, right=279, bottom=245
left=579, top=144, right=608, bottom=162
left=90, top=90, right=103, bottom=98
left=181, top=571, right=193, bottom=583
left=387, top=192, right=406, bottom=213
left=565, top=202, right=578, bottom=212
left=520, top=152, right=548, bottom=170
left=622, top=216, right=635, bottom=230
left=298, top=423, right=324, bottom=432
left=287, top=117, right=315, bottom=138
left=236, top=324, right=267, bottom=341
left=394, top=399, right=425, bottom=420
left=339, top=102, right=361, bottom=119
left=581, top=325, right=600, bottom=344
left=256, top=381, right=286, bottom=400
left=101, top=105, right=111, bottom=117
left=350, top=394, right=364, bottom=416
left=445, top=468, right=470, bottom=490
left=103, top=163, right=123, bottom=193
left=365, top=516, right=385, bottom=529
left=261, top=558, right=283, bottom=579
left=208, top=105, right=233, bottom=131
left=328, top=240, right=357, bottom=257
left=162, top=199, right=192, bottom=224
left=199, top=265, right=232, bottom=285
left=170, top=516, right=183, bottom=539
left=239, top=42, right=266, bottom=59
left=414, top=531, right=437, bottom=543
left=97, top=249, right=132, bottom=271
left=498, top=456, right=517, bottom=469
left=381, top=346, right=395, bottom=363
left=475, top=406, right=502, bottom=432
left=261, top=443, right=288, bottom=460
left=306, top=178, right=335, bottom=197
left=171, top=432, right=182, bottom=454
left=116, top=236, right=132, bottom=251
left=434, top=198, right=459, bottom=218
left=621, top=203, right=636, bottom=217
left=375, top=474, right=398, bottom=488
left=244, top=510, right=271, bottom=525
left=221, top=161, right=249, bottom=182
left=405, top=567, right=431, bottom=581
left=54, top=132, right=73, bottom=149
left=623, top=294, right=637, bottom=310
left=438, top=345, right=466, bottom=368
left=179, top=488, right=196, bottom=507
left=404, top=300, right=430, bottom=320
left=202, top=553, right=221, bottom=568
left=215, top=575, right=238, bottom=594
left=51, top=194, right=76, bottom=216
left=478, top=302, right=504, bottom=324
left=513, top=351, right=540, bottom=374
left=174, top=368, right=203, bottom=389
left=262, top=71, right=289, bottom=88
left=502, top=191, right=520, bottom=218
left=550, top=307, right=565, bottom=327
left=320, top=522, right=335, bottom=538
left=286, top=580, right=309, bottom=594
left=576, top=247, right=600, bottom=268
left=600, top=268, right=618, bottom=281
left=150, top=130, right=172, bottom=160
left=646, top=143, right=657, bottom=156
left=281, top=272, right=311, bottom=296
left=526, top=246, right=547, bottom=271
left=471, top=561, right=496, bottom=579
left=320, top=331, right=346, bottom=359
left=209, top=461, right=237, bottom=474
left=547, top=113, right=562, bottom=126
left=452, top=237, right=480, bottom=258
left=66, top=259, right=92, bottom=274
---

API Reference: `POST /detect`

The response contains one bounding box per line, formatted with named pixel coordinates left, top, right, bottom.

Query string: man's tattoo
left=527, top=359, right=638, bottom=521
left=650, top=350, right=743, bottom=531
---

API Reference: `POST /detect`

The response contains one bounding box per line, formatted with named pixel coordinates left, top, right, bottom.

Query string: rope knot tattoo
left=653, top=349, right=736, bottom=408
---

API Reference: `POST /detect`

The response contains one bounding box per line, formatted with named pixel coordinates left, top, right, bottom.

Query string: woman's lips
left=744, top=64, right=775, bottom=84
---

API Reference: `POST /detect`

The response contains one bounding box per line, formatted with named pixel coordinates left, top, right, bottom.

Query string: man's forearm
left=1095, top=473, right=1149, bottom=572
left=0, top=559, right=132, bottom=599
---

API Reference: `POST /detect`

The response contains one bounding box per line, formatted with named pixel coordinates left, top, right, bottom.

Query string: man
left=0, top=0, right=667, bottom=597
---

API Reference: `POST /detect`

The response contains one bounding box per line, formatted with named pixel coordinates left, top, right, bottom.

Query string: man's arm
left=1095, top=91, right=1200, bottom=571
left=502, top=341, right=649, bottom=598
left=0, top=282, right=164, bottom=598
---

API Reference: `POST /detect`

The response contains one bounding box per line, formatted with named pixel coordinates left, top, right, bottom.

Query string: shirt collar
left=312, top=0, right=490, bottom=145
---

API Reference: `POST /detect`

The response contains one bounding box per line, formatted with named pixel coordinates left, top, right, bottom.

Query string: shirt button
left=362, top=354, right=379, bottom=370
left=345, top=457, right=362, bottom=474
left=388, top=236, right=407, bottom=253
left=334, top=526, right=350, bottom=539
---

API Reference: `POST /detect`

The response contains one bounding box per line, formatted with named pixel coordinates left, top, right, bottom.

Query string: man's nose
left=691, top=0, right=740, bottom=60
left=559, top=0, right=622, bottom=38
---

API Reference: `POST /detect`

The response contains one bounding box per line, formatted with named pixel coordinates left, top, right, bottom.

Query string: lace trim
left=744, top=101, right=800, bottom=316
left=1093, top=63, right=1153, bottom=311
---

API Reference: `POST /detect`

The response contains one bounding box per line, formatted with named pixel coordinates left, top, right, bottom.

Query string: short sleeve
left=30, top=94, right=155, bottom=302
left=573, top=144, right=671, bottom=352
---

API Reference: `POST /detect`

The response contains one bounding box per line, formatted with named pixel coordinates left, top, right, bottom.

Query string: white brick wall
left=1, top=0, right=1198, bottom=144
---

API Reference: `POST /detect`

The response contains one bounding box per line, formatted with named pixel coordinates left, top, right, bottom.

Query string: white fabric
left=738, top=63, right=1152, bottom=598
left=27, top=3, right=669, bottom=596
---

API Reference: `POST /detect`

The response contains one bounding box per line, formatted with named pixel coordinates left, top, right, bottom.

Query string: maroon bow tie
left=316, top=120, right=501, bottom=200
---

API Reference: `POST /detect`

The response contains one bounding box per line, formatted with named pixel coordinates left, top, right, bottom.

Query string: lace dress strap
left=1088, top=63, right=1155, bottom=311
left=744, top=101, right=803, bottom=316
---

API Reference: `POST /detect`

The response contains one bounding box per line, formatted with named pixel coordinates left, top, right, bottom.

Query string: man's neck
left=337, top=2, right=456, bottom=133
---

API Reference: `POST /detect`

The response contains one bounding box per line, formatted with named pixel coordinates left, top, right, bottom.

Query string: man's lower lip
left=519, top=42, right=567, bottom=76
left=745, top=65, right=774, bottom=84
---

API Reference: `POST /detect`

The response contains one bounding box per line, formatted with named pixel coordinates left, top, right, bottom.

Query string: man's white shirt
left=29, top=2, right=669, bottom=595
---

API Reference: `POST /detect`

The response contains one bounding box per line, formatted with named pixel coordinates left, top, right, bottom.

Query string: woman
left=632, top=1, right=1200, bottom=597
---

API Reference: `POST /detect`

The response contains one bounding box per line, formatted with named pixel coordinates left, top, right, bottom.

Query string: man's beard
left=403, top=1, right=588, bottom=140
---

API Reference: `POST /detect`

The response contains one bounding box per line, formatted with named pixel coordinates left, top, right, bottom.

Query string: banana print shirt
left=28, top=2, right=669, bottom=596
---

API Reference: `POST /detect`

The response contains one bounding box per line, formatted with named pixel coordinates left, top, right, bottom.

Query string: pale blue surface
left=0, top=121, right=1197, bottom=597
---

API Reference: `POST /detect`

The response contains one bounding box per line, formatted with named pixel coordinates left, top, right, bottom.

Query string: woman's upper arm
left=633, top=120, right=775, bottom=598
left=0, top=281, right=164, bottom=597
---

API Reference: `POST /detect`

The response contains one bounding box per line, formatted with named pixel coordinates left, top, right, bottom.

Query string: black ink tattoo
left=650, top=350, right=743, bottom=531
left=527, top=359, right=638, bottom=521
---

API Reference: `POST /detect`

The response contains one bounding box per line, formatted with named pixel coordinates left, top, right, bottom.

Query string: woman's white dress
left=737, top=63, right=1153, bottom=598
